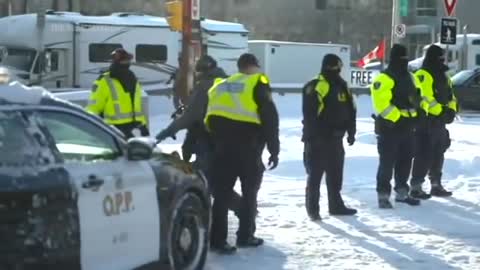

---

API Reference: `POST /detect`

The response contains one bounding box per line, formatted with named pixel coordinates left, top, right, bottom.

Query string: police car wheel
left=168, top=193, right=208, bottom=270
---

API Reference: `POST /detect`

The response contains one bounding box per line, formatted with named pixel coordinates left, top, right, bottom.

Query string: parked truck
left=248, top=40, right=351, bottom=94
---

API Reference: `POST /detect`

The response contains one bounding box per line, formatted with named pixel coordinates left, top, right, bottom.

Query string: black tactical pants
left=304, top=137, right=346, bottom=215
left=376, top=130, right=415, bottom=195
left=209, top=144, right=264, bottom=245
left=193, top=147, right=243, bottom=215
left=411, top=127, right=451, bottom=187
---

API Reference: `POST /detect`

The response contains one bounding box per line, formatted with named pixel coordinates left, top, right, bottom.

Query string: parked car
left=452, top=68, right=480, bottom=111
left=0, top=81, right=210, bottom=270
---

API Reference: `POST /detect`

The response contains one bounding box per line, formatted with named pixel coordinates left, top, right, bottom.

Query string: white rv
left=248, top=40, right=351, bottom=93
left=0, top=11, right=248, bottom=98
left=409, top=34, right=480, bottom=75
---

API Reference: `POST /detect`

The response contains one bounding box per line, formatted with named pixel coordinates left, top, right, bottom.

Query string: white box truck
left=248, top=40, right=351, bottom=93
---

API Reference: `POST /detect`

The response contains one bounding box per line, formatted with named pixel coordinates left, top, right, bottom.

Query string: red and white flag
left=357, top=39, right=386, bottom=68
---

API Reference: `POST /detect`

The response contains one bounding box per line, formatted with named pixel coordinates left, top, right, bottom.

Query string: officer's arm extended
left=370, top=74, right=402, bottom=123
left=86, top=78, right=108, bottom=115
left=163, top=80, right=209, bottom=136
left=254, top=75, right=280, bottom=157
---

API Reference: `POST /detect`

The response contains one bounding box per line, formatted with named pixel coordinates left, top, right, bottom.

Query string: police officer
left=205, top=53, right=279, bottom=254
left=302, top=54, right=357, bottom=220
left=155, top=55, right=243, bottom=213
left=86, top=48, right=149, bottom=139
left=371, top=44, right=425, bottom=209
left=410, top=45, right=457, bottom=199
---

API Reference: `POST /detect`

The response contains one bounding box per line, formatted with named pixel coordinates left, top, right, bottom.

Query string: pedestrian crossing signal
left=165, top=0, right=183, bottom=32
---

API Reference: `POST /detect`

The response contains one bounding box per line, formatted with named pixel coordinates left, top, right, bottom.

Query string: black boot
left=236, top=236, right=264, bottom=248
left=329, top=205, right=357, bottom=216
left=308, top=212, right=321, bottom=221
left=410, top=185, right=432, bottom=200
left=378, top=193, right=393, bottom=209
left=430, top=185, right=453, bottom=197
left=306, top=187, right=320, bottom=221
left=210, top=242, right=237, bottom=255
left=395, top=190, right=421, bottom=206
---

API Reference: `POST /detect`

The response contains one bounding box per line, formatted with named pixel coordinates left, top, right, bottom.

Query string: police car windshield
left=0, top=112, right=39, bottom=166
left=452, top=70, right=475, bottom=86
left=0, top=48, right=36, bottom=73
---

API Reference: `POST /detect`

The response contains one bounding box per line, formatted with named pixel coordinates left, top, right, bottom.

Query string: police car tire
left=167, top=192, right=208, bottom=270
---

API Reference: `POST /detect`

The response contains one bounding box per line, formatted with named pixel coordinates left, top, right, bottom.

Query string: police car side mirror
left=126, top=137, right=154, bottom=161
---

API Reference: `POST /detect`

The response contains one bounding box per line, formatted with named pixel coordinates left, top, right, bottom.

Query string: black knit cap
left=195, top=55, right=217, bottom=72
left=390, top=44, right=408, bottom=60
left=321, top=54, right=342, bottom=71
left=237, top=53, right=260, bottom=70
left=111, top=48, right=133, bottom=63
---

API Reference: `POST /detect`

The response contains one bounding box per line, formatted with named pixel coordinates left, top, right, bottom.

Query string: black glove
left=182, top=148, right=192, bottom=163
left=347, top=135, right=355, bottom=146
left=442, top=107, right=456, bottom=124
left=268, top=155, right=279, bottom=170
left=155, top=129, right=176, bottom=143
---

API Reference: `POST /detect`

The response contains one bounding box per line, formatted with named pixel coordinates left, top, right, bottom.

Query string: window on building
left=89, top=43, right=123, bottom=63
left=135, top=44, right=168, bottom=63
left=417, top=0, right=437, bottom=17
left=316, top=0, right=327, bottom=10
left=476, top=54, right=480, bottom=66
left=472, top=40, right=480, bottom=45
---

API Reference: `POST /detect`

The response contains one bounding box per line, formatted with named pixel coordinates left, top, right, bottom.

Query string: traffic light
left=165, top=0, right=183, bottom=32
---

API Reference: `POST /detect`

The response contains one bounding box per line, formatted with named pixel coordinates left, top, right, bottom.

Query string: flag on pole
left=357, top=39, right=386, bottom=68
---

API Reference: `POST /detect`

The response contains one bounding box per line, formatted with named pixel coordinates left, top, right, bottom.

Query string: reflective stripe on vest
left=314, top=75, right=329, bottom=115
left=205, top=73, right=261, bottom=126
left=103, top=74, right=145, bottom=122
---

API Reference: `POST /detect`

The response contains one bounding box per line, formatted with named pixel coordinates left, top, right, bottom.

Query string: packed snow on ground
left=150, top=94, right=480, bottom=270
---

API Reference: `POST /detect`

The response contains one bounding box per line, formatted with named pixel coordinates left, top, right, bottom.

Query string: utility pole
left=165, top=0, right=203, bottom=106
left=390, top=0, right=401, bottom=47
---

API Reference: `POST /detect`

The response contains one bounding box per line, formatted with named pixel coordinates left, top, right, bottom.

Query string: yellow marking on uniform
left=260, top=75, right=269, bottom=84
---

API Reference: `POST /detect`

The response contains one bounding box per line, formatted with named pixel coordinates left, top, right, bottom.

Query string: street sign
left=395, top=24, right=406, bottom=38
left=400, top=0, right=409, bottom=17
left=192, top=0, right=200, bottom=20
left=440, top=17, right=457, bottom=45
left=444, top=0, right=457, bottom=16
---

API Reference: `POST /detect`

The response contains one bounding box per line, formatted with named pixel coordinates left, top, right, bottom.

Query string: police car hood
left=0, top=81, right=53, bottom=104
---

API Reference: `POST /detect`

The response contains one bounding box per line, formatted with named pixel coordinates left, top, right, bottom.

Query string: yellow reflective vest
left=370, top=72, right=423, bottom=123
left=86, top=72, right=146, bottom=126
left=204, top=72, right=266, bottom=129
left=314, top=74, right=354, bottom=115
left=414, top=69, right=458, bottom=116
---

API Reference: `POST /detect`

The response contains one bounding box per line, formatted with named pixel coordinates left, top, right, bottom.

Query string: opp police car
left=0, top=75, right=210, bottom=270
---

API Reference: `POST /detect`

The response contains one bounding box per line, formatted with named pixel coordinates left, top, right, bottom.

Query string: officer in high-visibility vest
left=205, top=53, right=279, bottom=254
left=86, top=48, right=149, bottom=139
left=156, top=55, right=244, bottom=215
left=302, top=54, right=357, bottom=221
left=371, top=44, right=425, bottom=209
left=410, top=45, right=457, bottom=199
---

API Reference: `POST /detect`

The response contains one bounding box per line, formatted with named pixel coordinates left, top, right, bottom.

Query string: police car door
left=37, top=110, right=160, bottom=270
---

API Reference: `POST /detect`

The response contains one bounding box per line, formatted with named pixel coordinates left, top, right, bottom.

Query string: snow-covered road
left=151, top=94, right=480, bottom=270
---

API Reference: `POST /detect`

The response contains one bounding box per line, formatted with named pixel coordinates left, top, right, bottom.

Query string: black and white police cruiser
left=0, top=70, right=210, bottom=270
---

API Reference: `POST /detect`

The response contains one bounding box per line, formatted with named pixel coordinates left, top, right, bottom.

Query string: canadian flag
left=357, top=39, right=386, bottom=68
